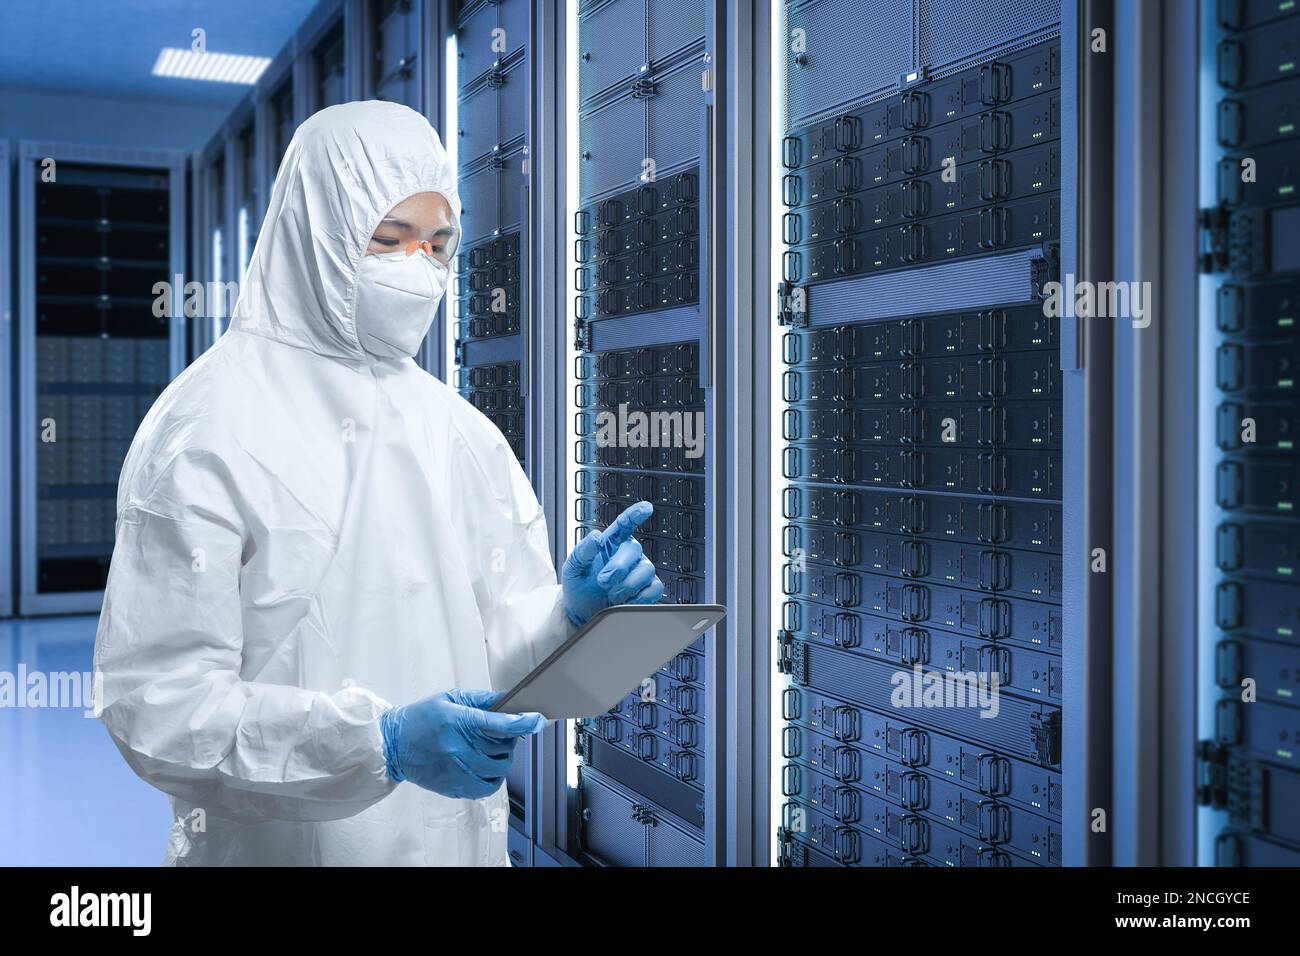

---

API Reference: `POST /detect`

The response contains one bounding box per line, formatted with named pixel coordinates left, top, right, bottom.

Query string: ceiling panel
left=0, top=0, right=320, bottom=106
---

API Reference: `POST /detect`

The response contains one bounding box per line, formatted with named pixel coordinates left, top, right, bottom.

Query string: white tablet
left=491, top=604, right=726, bottom=719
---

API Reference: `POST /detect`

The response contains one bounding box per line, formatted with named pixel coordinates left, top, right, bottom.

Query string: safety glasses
left=370, top=216, right=459, bottom=262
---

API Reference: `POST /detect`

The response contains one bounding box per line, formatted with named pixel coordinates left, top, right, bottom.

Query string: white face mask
left=352, top=252, right=449, bottom=360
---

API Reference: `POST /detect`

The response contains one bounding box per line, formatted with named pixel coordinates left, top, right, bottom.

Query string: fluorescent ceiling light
left=152, top=48, right=271, bottom=85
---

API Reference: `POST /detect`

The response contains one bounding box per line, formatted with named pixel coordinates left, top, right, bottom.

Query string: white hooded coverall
left=93, top=101, right=571, bottom=866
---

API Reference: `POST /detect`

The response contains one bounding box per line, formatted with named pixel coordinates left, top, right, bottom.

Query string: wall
left=0, top=87, right=227, bottom=152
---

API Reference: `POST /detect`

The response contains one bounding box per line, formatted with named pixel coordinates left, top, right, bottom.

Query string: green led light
left=1282, top=502, right=1295, bottom=511
left=1281, top=317, right=1296, bottom=326
left=1281, top=441, right=1295, bottom=449
left=1280, top=566, right=1294, bottom=575
left=1283, top=185, right=1297, bottom=195
left=1282, top=62, right=1296, bottom=72
left=1282, top=124, right=1297, bottom=134
left=1280, top=628, right=1294, bottom=637
left=1278, top=749, right=1294, bottom=759
left=1282, top=1, right=1296, bottom=11
left=1281, top=379, right=1295, bottom=387
left=1280, top=689, right=1294, bottom=698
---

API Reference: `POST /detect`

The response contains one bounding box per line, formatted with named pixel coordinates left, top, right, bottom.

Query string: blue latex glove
left=379, top=689, right=547, bottom=799
left=561, top=501, right=665, bottom=627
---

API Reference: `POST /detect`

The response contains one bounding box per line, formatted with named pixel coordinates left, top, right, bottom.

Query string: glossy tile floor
left=0, top=614, right=172, bottom=865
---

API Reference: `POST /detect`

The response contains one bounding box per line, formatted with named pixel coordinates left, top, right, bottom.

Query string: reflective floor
left=0, top=615, right=172, bottom=866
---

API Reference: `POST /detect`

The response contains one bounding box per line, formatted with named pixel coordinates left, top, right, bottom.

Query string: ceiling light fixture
left=151, top=47, right=271, bottom=85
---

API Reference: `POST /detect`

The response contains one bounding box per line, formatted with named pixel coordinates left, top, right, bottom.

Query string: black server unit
left=1199, top=0, right=1300, bottom=867
left=776, top=0, right=1064, bottom=867
left=571, top=0, right=714, bottom=866
left=31, top=164, right=172, bottom=598
left=453, top=0, right=532, bottom=815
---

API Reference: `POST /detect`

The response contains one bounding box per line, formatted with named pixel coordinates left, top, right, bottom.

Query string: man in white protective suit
left=92, top=100, right=664, bottom=866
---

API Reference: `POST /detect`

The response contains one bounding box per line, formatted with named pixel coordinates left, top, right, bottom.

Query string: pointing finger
left=602, top=502, right=654, bottom=548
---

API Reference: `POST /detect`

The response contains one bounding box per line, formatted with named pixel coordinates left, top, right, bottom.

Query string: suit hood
left=228, top=100, right=460, bottom=362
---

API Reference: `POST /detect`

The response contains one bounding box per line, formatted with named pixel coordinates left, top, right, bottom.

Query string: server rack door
left=452, top=0, right=536, bottom=847
left=314, top=19, right=349, bottom=111
left=1197, top=0, right=1300, bottom=867
left=776, top=0, right=1066, bottom=868
left=1, top=140, right=13, bottom=618
left=204, top=150, right=228, bottom=351
left=371, top=0, right=422, bottom=108
left=252, top=57, right=290, bottom=240
left=270, top=80, right=296, bottom=177
left=236, top=123, right=258, bottom=282
left=17, top=143, right=187, bottom=615
left=570, top=0, right=718, bottom=867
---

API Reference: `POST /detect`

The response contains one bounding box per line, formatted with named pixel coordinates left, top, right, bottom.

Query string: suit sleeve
left=447, top=417, right=575, bottom=695
left=93, top=449, right=396, bottom=823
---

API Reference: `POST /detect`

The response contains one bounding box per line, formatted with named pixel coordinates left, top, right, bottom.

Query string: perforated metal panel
left=786, top=0, right=912, bottom=126
left=498, top=156, right=525, bottom=232
left=579, top=0, right=646, bottom=103
left=498, top=0, right=529, bottom=60
left=647, top=0, right=705, bottom=61
left=579, top=95, right=645, bottom=201
left=918, top=0, right=1059, bottom=69
left=647, top=813, right=708, bottom=866
left=499, top=58, right=527, bottom=145
left=457, top=1, right=499, bottom=83
left=457, top=163, right=502, bottom=245
left=578, top=771, right=649, bottom=866
left=460, top=81, right=500, bottom=163
left=646, top=59, right=705, bottom=173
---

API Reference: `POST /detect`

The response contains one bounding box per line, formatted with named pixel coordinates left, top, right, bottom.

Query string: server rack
left=1, top=140, right=13, bottom=618
left=269, top=78, right=297, bottom=177
left=315, top=18, right=349, bottom=109
left=774, top=0, right=1068, bottom=867
left=16, top=141, right=187, bottom=615
left=369, top=0, right=423, bottom=108
left=192, top=132, right=231, bottom=355
left=453, top=0, right=531, bottom=465
left=568, top=0, right=721, bottom=867
left=1198, top=0, right=1300, bottom=867
left=235, top=122, right=258, bottom=280
left=220, top=118, right=241, bottom=343
left=450, top=0, right=537, bottom=857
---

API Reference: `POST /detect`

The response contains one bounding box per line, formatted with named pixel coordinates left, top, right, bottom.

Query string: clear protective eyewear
left=370, top=216, right=459, bottom=263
